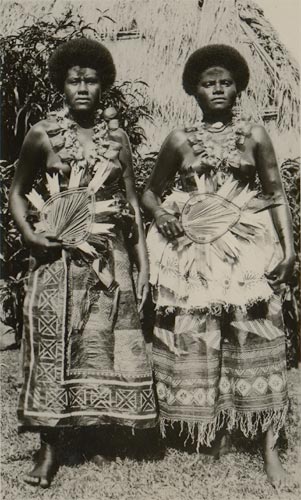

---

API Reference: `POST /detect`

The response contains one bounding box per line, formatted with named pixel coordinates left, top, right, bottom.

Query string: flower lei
left=48, top=106, right=122, bottom=181
left=184, top=116, right=253, bottom=174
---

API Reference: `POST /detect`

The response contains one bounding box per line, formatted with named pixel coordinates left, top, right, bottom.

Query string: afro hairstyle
left=48, top=38, right=116, bottom=93
left=182, top=44, right=250, bottom=95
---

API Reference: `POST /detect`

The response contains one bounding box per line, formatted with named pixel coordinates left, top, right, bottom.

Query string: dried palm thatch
left=1, top=0, right=299, bottom=158
left=72, top=0, right=301, bottom=157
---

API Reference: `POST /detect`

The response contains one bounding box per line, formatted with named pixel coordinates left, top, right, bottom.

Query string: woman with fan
left=9, top=38, right=156, bottom=488
left=142, top=44, right=295, bottom=487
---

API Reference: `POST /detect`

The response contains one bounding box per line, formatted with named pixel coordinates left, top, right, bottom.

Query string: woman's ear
left=234, top=92, right=241, bottom=106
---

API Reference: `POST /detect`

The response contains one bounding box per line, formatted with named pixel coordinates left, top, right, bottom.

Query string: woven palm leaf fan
left=181, top=193, right=241, bottom=244
left=26, top=172, right=117, bottom=256
left=175, top=174, right=281, bottom=261
left=40, top=187, right=95, bottom=246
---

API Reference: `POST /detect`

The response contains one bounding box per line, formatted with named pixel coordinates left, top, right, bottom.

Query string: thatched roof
left=1, top=0, right=299, bottom=159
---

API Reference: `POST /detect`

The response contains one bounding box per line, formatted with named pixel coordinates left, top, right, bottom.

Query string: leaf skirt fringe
left=147, top=191, right=283, bottom=312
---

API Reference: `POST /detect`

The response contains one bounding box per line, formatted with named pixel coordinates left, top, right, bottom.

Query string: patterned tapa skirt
left=18, top=232, right=157, bottom=431
left=147, top=195, right=288, bottom=448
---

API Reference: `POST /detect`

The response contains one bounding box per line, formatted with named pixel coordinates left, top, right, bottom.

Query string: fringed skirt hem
left=158, top=404, right=289, bottom=450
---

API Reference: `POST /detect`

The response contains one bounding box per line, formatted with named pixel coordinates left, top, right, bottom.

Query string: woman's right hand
left=24, top=232, right=62, bottom=260
left=265, top=254, right=296, bottom=291
left=154, top=208, right=184, bottom=239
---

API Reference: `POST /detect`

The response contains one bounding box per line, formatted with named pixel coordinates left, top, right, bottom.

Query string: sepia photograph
left=0, top=1, right=300, bottom=499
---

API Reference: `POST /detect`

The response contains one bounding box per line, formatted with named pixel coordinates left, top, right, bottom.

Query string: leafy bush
left=280, top=158, right=300, bottom=262
left=279, top=158, right=300, bottom=367
left=0, top=9, right=151, bottom=163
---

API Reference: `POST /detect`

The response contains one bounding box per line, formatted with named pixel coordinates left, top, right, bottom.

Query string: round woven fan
left=40, top=188, right=95, bottom=246
left=181, top=192, right=241, bottom=244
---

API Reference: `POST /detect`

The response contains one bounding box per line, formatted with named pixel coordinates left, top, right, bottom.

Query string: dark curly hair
left=48, top=38, right=116, bottom=93
left=182, top=44, right=250, bottom=95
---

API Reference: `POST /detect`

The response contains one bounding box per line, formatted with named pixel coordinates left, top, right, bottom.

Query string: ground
left=1, top=349, right=300, bottom=500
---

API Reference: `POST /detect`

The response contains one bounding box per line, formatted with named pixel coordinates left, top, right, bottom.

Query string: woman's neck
left=201, top=110, right=233, bottom=126
left=68, top=110, right=96, bottom=129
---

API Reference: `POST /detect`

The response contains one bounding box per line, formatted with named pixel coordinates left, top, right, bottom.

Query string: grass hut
left=78, top=0, right=300, bottom=161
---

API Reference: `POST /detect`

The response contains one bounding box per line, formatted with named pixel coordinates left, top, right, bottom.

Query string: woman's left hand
left=114, top=198, right=135, bottom=221
left=265, top=255, right=296, bottom=291
left=137, top=270, right=149, bottom=313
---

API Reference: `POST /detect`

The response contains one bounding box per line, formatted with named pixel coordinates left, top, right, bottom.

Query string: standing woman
left=142, top=44, right=295, bottom=486
left=9, top=38, right=156, bottom=488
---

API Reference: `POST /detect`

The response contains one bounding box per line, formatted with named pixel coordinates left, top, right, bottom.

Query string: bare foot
left=264, top=448, right=288, bottom=488
left=263, top=428, right=292, bottom=490
left=24, top=443, right=58, bottom=488
left=90, top=454, right=112, bottom=466
left=212, top=431, right=231, bottom=460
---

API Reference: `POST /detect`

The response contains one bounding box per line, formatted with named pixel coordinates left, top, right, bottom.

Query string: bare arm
left=253, top=124, right=295, bottom=287
left=141, top=129, right=185, bottom=239
left=114, top=128, right=149, bottom=309
left=9, top=123, right=62, bottom=255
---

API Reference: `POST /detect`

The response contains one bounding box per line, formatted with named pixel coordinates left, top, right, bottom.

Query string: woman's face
left=194, top=66, right=237, bottom=116
left=64, top=66, right=101, bottom=113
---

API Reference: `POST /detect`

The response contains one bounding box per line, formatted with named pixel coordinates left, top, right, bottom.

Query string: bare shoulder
left=23, top=119, right=52, bottom=145
left=164, top=127, right=187, bottom=150
left=19, top=119, right=57, bottom=164
left=250, top=123, right=271, bottom=145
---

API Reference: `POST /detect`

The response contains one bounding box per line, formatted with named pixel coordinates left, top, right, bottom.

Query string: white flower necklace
left=52, top=107, right=121, bottom=178
left=185, top=116, right=252, bottom=173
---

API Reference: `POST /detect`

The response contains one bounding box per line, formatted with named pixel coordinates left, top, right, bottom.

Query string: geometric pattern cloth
left=18, top=117, right=157, bottom=431
left=153, top=294, right=288, bottom=448
left=18, top=231, right=157, bottom=430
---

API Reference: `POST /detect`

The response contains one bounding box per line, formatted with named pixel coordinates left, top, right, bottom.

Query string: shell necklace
left=52, top=107, right=121, bottom=177
left=204, top=121, right=230, bottom=133
left=185, top=117, right=252, bottom=173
